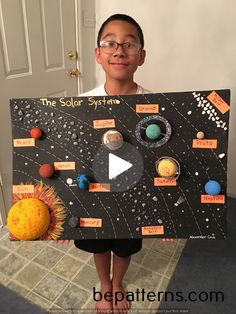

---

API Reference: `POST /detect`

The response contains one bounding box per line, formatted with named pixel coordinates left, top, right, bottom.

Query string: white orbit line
left=167, top=146, right=203, bottom=235
left=205, top=203, right=226, bottom=239
left=43, top=139, right=119, bottom=238
left=161, top=93, right=198, bottom=131
left=15, top=147, right=97, bottom=238
left=120, top=93, right=225, bottom=237
left=13, top=169, right=76, bottom=238
left=163, top=92, right=228, bottom=172
left=12, top=124, right=120, bottom=238
left=142, top=95, right=225, bottom=237
left=211, top=149, right=227, bottom=173
left=13, top=152, right=85, bottom=238
left=177, top=185, right=203, bottom=235
left=100, top=97, right=178, bottom=237
left=162, top=93, right=226, bottom=237
left=13, top=169, right=39, bottom=184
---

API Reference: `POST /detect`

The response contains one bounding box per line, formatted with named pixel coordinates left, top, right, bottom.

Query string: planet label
left=80, top=218, right=102, bottom=227
left=192, top=139, right=217, bottom=149
left=13, top=138, right=35, bottom=147
left=207, top=91, right=230, bottom=114
left=93, top=119, right=115, bottom=129
left=12, top=185, right=35, bottom=194
left=201, top=195, right=225, bottom=204
left=154, top=177, right=177, bottom=186
left=136, top=104, right=159, bottom=113
left=54, top=162, right=76, bottom=170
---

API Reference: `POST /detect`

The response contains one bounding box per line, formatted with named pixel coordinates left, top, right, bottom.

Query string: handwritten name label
left=89, top=183, right=111, bottom=192
left=192, top=139, right=217, bottom=149
left=207, top=91, right=230, bottom=114
left=93, top=119, right=115, bottom=129
left=136, top=104, right=159, bottom=113
left=154, top=177, right=177, bottom=186
left=201, top=194, right=225, bottom=204
left=54, top=162, right=75, bottom=170
left=13, top=185, right=34, bottom=194
left=13, top=138, right=35, bottom=147
left=80, top=218, right=102, bottom=227
left=142, top=225, right=164, bottom=235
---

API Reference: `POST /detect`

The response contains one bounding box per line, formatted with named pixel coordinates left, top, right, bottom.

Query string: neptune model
left=204, top=180, right=221, bottom=195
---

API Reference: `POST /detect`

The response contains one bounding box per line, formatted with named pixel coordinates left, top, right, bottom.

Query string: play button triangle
left=109, top=153, right=133, bottom=180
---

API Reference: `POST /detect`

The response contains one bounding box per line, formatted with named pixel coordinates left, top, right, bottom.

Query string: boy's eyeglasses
left=99, top=41, right=142, bottom=55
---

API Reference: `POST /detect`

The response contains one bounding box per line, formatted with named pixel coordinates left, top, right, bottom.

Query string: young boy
left=75, top=14, right=149, bottom=313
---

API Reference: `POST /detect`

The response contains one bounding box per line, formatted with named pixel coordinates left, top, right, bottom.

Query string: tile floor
left=0, top=225, right=186, bottom=313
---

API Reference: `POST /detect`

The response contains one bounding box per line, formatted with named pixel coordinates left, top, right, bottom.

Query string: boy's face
left=95, top=20, right=146, bottom=82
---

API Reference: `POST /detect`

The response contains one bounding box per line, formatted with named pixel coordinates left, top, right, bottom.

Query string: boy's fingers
left=56, top=240, right=71, bottom=244
left=162, top=238, right=175, bottom=242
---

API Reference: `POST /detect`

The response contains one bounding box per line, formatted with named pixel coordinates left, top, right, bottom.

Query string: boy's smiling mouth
left=109, top=62, right=129, bottom=67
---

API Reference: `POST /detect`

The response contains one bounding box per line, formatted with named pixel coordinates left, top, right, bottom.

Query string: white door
left=0, top=0, right=89, bottom=224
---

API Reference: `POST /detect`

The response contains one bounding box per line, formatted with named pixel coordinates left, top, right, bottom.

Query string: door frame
left=0, top=183, right=6, bottom=226
left=76, top=0, right=83, bottom=94
left=0, top=0, right=87, bottom=226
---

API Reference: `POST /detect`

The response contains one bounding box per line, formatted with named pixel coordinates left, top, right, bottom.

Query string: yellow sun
left=7, top=198, right=50, bottom=240
left=9, top=181, right=66, bottom=240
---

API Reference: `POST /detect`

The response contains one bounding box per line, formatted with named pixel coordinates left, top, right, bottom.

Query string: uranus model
left=76, top=174, right=91, bottom=189
left=146, top=124, right=161, bottom=140
left=204, top=180, right=221, bottom=195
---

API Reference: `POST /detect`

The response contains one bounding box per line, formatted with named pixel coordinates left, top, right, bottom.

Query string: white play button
left=92, top=142, right=143, bottom=192
left=109, top=153, right=132, bottom=180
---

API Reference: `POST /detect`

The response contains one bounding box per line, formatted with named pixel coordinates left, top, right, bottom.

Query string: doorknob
left=68, top=51, right=78, bottom=59
left=69, top=68, right=81, bottom=78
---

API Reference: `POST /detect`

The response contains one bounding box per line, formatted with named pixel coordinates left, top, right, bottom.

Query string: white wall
left=80, top=0, right=96, bottom=92
left=95, top=0, right=236, bottom=196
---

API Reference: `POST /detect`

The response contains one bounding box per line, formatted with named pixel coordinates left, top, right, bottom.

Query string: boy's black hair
left=97, top=14, right=144, bottom=48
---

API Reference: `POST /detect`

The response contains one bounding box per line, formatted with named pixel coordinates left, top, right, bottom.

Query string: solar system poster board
left=9, top=89, right=230, bottom=240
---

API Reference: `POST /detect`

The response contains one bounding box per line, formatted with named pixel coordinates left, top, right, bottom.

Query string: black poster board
left=9, top=89, right=230, bottom=240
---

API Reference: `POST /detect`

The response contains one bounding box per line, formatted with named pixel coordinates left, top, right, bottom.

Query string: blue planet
left=146, top=124, right=161, bottom=140
left=76, top=174, right=91, bottom=189
left=204, top=180, right=221, bottom=195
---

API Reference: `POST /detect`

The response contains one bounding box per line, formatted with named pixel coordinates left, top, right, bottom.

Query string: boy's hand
left=162, top=238, right=175, bottom=242
left=57, top=240, right=71, bottom=244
